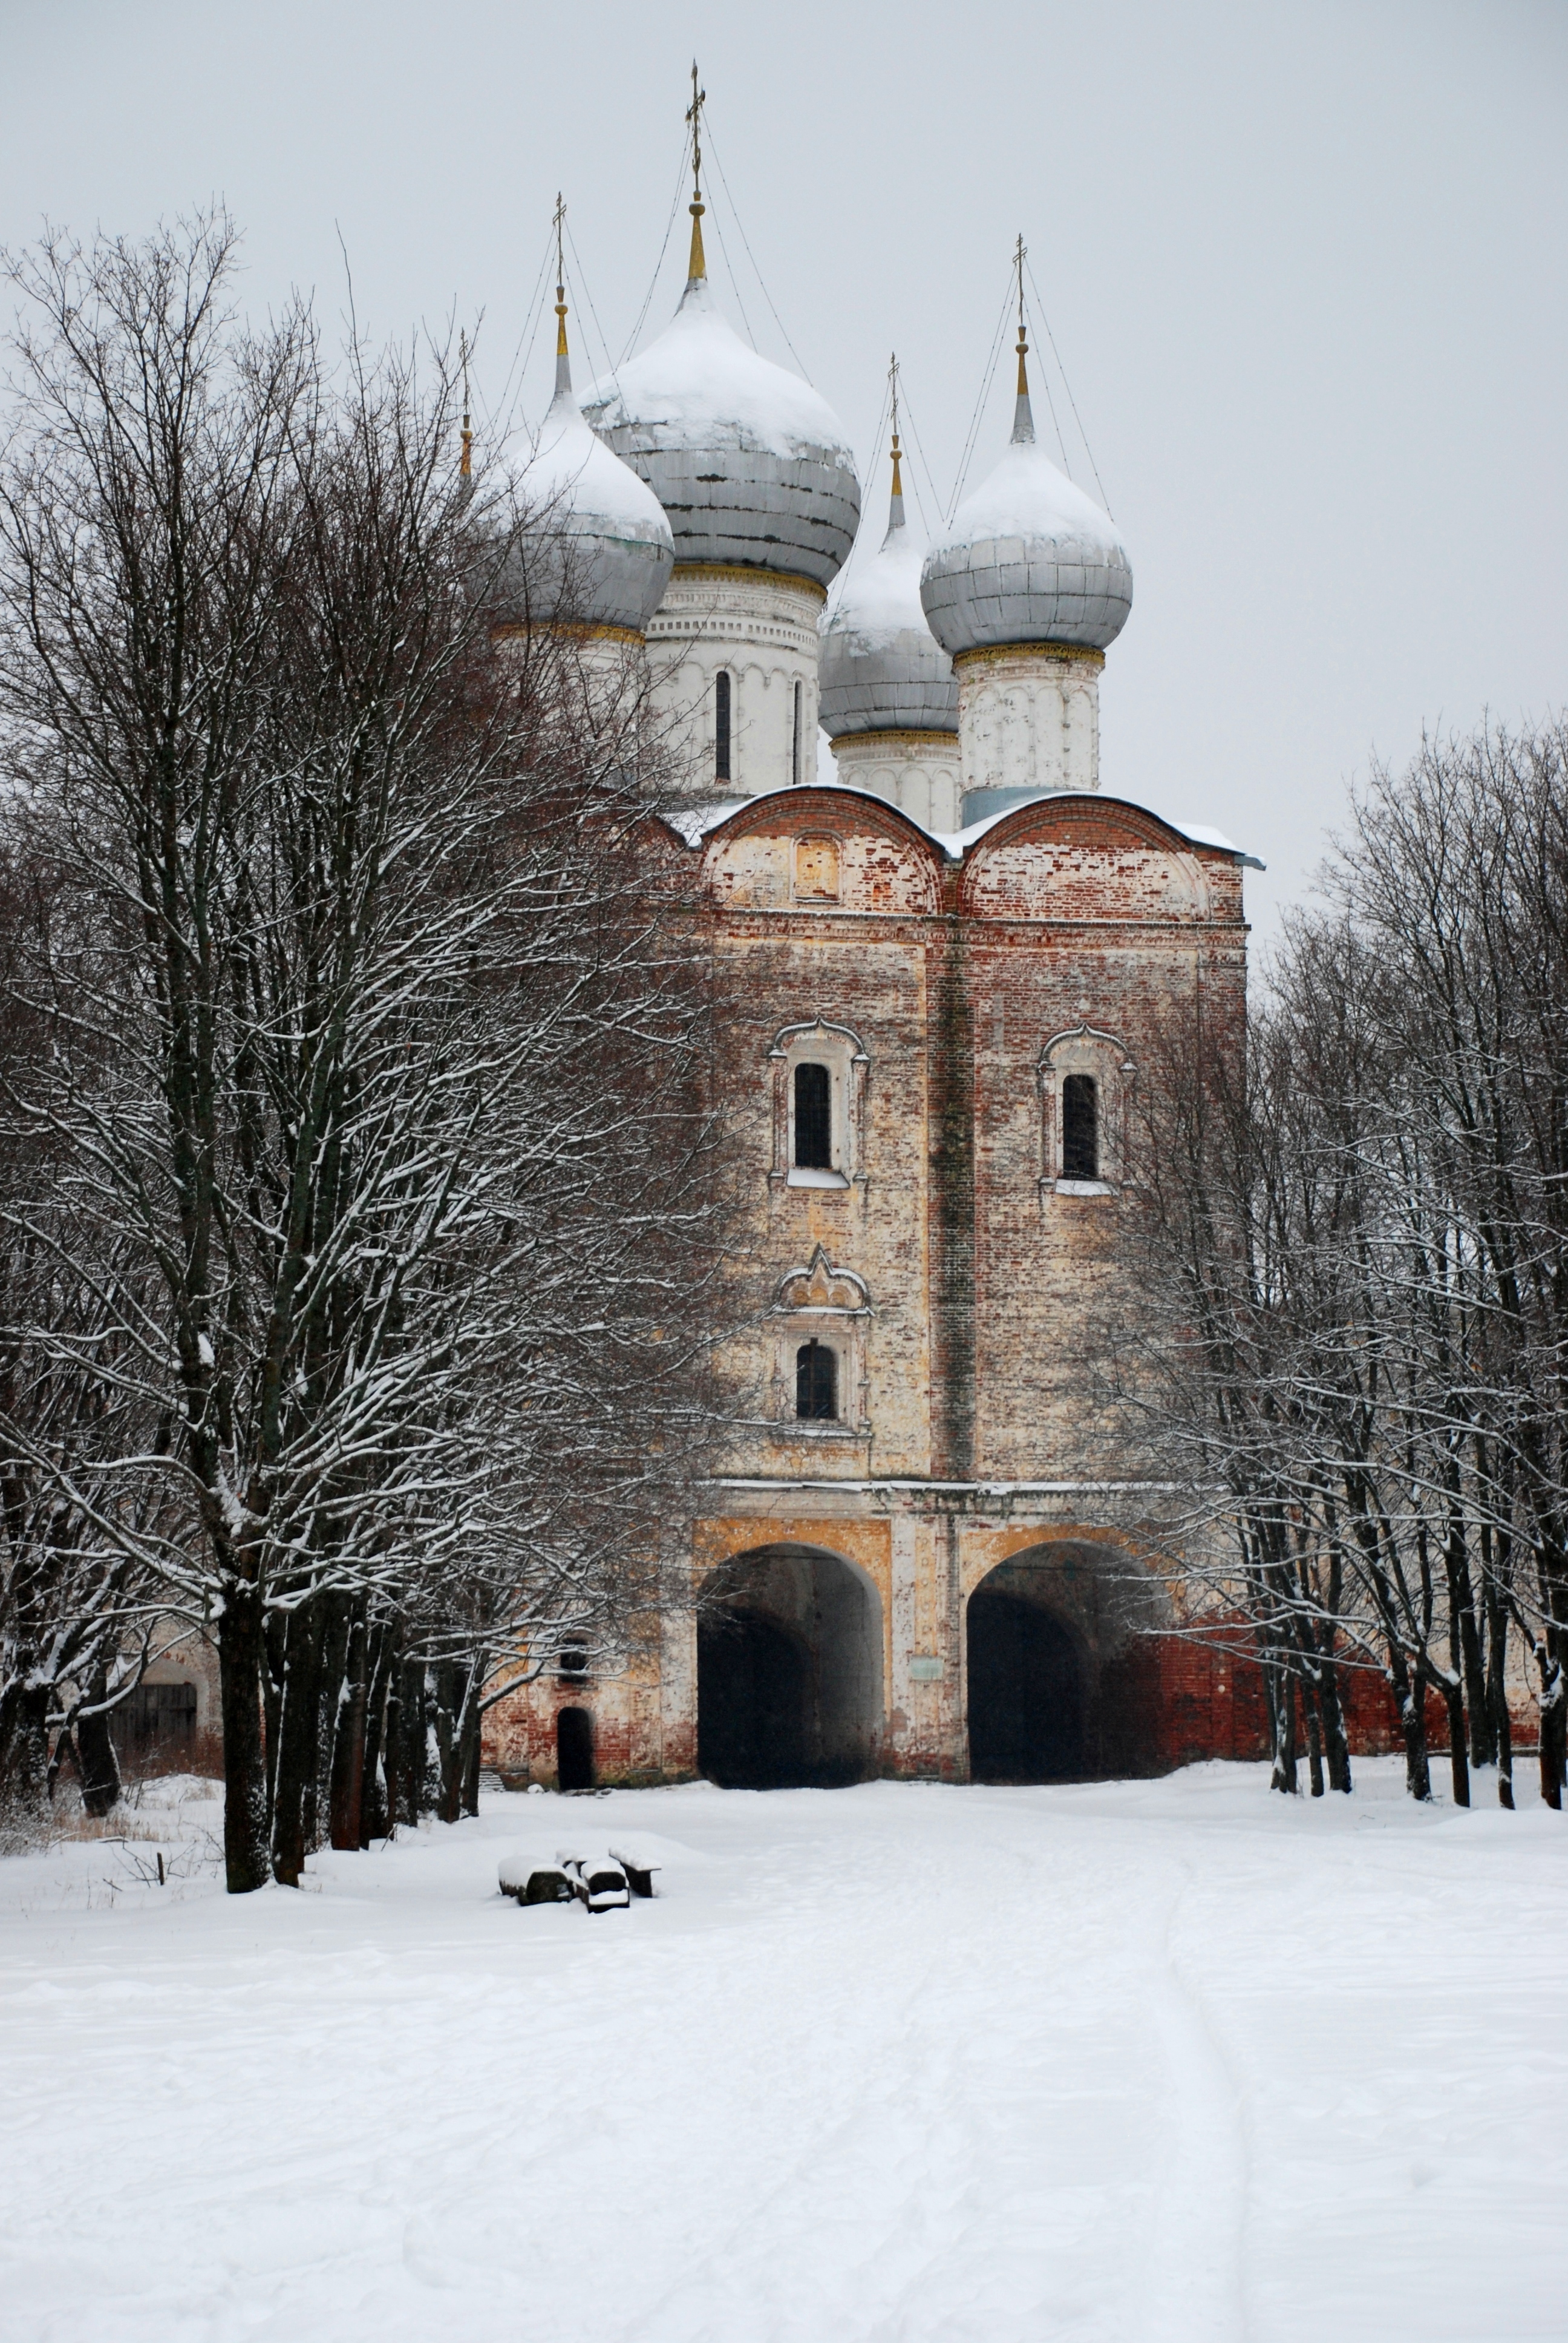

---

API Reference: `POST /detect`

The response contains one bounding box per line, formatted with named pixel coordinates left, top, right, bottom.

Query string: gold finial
left=1014, top=233, right=1029, bottom=396
left=889, top=353, right=903, bottom=501
left=459, top=328, right=472, bottom=477
left=685, top=62, right=707, bottom=283
left=554, top=192, right=569, bottom=360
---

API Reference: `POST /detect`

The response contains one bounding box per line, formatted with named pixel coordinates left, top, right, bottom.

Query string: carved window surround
left=767, top=1017, right=871, bottom=1194
left=768, top=1245, right=871, bottom=1435
left=1038, top=1023, right=1136, bottom=1203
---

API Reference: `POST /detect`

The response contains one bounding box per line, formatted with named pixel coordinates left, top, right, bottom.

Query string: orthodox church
left=484, top=131, right=1267, bottom=1791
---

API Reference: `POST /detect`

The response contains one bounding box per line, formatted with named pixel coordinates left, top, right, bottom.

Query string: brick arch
left=964, top=1539, right=1167, bottom=1781
left=699, top=785, right=945, bottom=914
left=958, top=793, right=1214, bottom=922
left=697, top=1539, right=885, bottom=1787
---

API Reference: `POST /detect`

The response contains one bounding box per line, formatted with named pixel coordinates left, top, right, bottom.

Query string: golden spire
left=1011, top=234, right=1036, bottom=445
left=685, top=62, right=707, bottom=285
left=552, top=192, right=572, bottom=398
left=459, top=329, right=472, bottom=478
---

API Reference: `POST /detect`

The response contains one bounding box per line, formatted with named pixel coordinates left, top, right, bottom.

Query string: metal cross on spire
left=552, top=193, right=572, bottom=396
left=1011, top=233, right=1036, bottom=444
left=459, top=328, right=472, bottom=477
left=888, top=352, right=904, bottom=506
left=684, top=64, right=708, bottom=283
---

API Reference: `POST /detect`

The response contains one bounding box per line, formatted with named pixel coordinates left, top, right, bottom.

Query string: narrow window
left=791, top=679, right=803, bottom=784
left=795, top=1340, right=837, bottom=1420
left=715, top=669, right=731, bottom=783
left=794, top=1062, right=832, bottom=1168
left=1062, top=1074, right=1099, bottom=1180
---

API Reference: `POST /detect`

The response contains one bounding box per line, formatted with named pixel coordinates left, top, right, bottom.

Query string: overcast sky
left=3, top=0, right=1563, bottom=940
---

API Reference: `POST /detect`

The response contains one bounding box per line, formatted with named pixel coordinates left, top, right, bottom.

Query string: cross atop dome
left=685, top=63, right=707, bottom=288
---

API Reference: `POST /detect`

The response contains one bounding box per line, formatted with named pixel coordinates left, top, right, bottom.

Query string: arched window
left=791, top=678, right=803, bottom=784
left=1062, top=1075, right=1099, bottom=1181
left=796, top=1339, right=837, bottom=1420
left=793, top=1061, right=832, bottom=1168
left=715, top=669, right=732, bottom=783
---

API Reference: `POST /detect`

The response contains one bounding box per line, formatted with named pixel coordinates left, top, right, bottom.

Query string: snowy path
left=1, top=1761, right=1564, bottom=2342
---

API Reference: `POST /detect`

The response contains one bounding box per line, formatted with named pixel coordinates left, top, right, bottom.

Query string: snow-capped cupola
left=582, top=186, right=860, bottom=589
left=820, top=413, right=958, bottom=739
left=513, top=257, right=675, bottom=637
left=920, top=327, right=1132, bottom=658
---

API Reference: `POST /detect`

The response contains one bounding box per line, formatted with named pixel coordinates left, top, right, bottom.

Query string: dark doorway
left=556, top=1705, right=595, bottom=1791
left=697, top=1612, right=809, bottom=1786
left=967, top=1587, right=1086, bottom=1781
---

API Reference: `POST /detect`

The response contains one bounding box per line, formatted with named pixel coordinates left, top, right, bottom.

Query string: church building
left=485, top=143, right=1267, bottom=1791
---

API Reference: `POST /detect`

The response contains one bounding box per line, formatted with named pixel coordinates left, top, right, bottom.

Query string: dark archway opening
left=697, top=1612, right=810, bottom=1787
left=967, top=1588, right=1086, bottom=1782
left=556, top=1705, right=595, bottom=1791
left=697, top=1545, right=884, bottom=1790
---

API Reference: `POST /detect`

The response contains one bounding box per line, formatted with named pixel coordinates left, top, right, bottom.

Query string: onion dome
left=516, top=243, right=675, bottom=635
left=581, top=154, right=860, bottom=588
left=921, top=320, right=1132, bottom=657
left=819, top=398, right=958, bottom=738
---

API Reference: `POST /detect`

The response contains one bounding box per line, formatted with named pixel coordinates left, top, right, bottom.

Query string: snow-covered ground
left=2, top=1761, right=1563, bottom=2342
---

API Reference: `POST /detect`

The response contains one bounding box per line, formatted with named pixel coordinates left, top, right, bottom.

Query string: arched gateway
left=965, top=1544, right=1163, bottom=1783
left=697, top=1545, right=883, bottom=1788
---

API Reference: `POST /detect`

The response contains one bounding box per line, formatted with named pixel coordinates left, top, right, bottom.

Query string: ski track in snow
left=1, top=1760, right=1564, bottom=2343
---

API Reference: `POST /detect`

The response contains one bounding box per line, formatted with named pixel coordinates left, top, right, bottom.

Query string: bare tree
left=0, top=215, right=725, bottom=1883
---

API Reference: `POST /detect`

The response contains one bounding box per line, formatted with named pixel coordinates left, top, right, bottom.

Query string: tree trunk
left=1538, top=1641, right=1565, bottom=1812
left=328, top=1610, right=368, bottom=1852
left=75, top=1682, right=121, bottom=1818
left=1396, top=1677, right=1432, bottom=1802
left=1319, top=1659, right=1353, bottom=1793
left=269, top=1599, right=324, bottom=1887
left=217, top=1580, right=270, bottom=1893
left=397, top=1659, right=426, bottom=1826
left=359, top=1622, right=394, bottom=1844
left=1303, top=1686, right=1325, bottom=1797
left=1485, top=1581, right=1514, bottom=1809
left=1440, top=1669, right=1470, bottom=1807
left=305, top=1597, right=350, bottom=1855
left=1266, top=1653, right=1298, bottom=1794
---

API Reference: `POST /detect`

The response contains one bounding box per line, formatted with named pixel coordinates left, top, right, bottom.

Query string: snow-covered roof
left=582, top=278, right=860, bottom=588
left=921, top=401, right=1133, bottom=658
left=516, top=381, right=675, bottom=634
left=673, top=782, right=1260, bottom=867
left=819, top=485, right=959, bottom=739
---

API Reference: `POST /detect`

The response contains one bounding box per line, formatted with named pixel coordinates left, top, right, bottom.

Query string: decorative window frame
left=1038, top=1023, right=1135, bottom=1201
left=767, top=1016, right=871, bottom=1194
left=769, top=1245, right=871, bottom=1437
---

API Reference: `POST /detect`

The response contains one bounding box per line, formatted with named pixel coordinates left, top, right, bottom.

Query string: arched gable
left=959, top=794, right=1215, bottom=922
left=700, top=786, right=944, bottom=914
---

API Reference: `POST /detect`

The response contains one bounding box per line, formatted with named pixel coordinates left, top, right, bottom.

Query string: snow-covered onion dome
left=582, top=196, right=860, bottom=589
left=820, top=424, right=958, bottom=738
left=512, top=278, right=675, bottom=637
left=920, top=329, right=1132, bottom=657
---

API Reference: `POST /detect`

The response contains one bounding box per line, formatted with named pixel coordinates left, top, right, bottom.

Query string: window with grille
left=1062, top=1075, right=1099, bottom=1180
left=112, top=1683, right=197, bottom=1748
left=795, top=1340, right=837, bottom=1420
left=793, top=1062, right=832, bottom=1168
left=715, top=669, right=731, bottom=782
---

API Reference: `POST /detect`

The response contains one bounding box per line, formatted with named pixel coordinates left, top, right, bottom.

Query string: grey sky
left=4, top=0, right=1563, bottom=942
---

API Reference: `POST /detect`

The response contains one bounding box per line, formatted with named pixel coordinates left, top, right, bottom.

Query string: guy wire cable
left=619, top=129, right=691, bottom=367
left=947, top=267, right=1015, bottom=521
left=564, top=217, right=618, bottom=388
left=834, top=373, right=895, bottom=599
left=1024, top=252, right=1116, bottom=519
left=485, top=221, right=557, bottom=445
left=702, top=118, right=815, bottom=384
left=893, top=371, right=944, bottom=540
left=705, top=194, right=759, bottom=351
